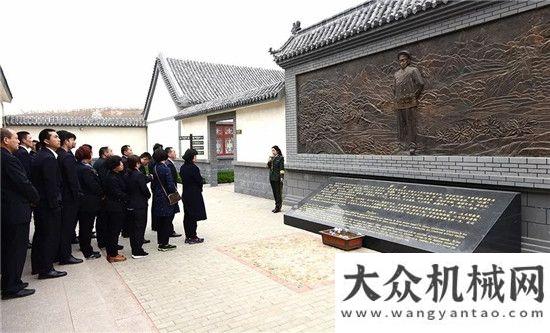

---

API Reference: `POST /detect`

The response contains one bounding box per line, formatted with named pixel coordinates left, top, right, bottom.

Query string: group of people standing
left=1, top=127, right=207, bottom=300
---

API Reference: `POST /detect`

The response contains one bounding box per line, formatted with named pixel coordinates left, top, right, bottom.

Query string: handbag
left=154, top=164, right=181, bottom=205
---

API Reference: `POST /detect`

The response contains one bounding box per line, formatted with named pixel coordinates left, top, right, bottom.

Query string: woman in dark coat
left=75, top=146, right=102, bottom=259
left=103, top=155, right=128, bottom=262
left=179, top=149, right=206, bottom=244
left=151, top=149, right=177, bottom=251
left=125, top=155, right=151, bottom=258
left=267, top=145, right=284, bottom=213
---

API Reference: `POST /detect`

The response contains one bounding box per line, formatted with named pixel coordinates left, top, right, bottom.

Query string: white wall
left=236, top=99, right=285, bottom=163
left=180, top=115, right=208, bottom=159
left=10, top=125, right=146, bottom=158
left=147, top=120, right=180, bottom=155
left=147, top=73, right=180, bottom=122
left=146, top=69, right=181, bottom=154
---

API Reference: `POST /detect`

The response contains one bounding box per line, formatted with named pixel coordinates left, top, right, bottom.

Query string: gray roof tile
left=3, top=108, right=145, bottom=127
left=271, top=0, right=452, bottom=63
left=176, top=81, right=284, bottom=119
left=158, top=56, right=284, bottom=107
left=0, top=65, right=13, bottom=103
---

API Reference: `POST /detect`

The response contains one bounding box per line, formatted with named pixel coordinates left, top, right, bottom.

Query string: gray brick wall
left=234, top=162, right=275, bottom=200
left=280, top=2, right=550, bottom=251
left=283, top=169, right=550, bottom=252
left=284, top=2, right=550, bottom=190
left=283, top=3, right=550, bottom=190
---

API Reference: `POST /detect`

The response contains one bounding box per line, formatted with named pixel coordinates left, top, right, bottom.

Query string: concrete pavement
left=1, top=184, right=373, bottom=332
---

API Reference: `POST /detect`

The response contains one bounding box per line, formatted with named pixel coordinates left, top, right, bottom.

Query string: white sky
left=1, top=0, right=361, bottom=114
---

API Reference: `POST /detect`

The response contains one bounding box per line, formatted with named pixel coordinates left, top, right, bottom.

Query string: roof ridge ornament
left=291, top=21, right=301, bottom=35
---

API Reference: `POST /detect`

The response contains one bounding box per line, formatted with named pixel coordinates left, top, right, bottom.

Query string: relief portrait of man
left=393, top=50, right=425, bottom=154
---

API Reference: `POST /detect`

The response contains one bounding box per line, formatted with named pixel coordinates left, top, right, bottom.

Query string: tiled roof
left=271, top=0, right=452, bottom=63
left=176, top=81, right=284, bottom=119
left=154, top=55, right=284, bottom=108
left=0, top=65, right=13, bottom=103
left=3, top=108, right=146, bottom=127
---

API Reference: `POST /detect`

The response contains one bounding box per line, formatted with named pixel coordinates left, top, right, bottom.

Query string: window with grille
left=216, top=124, right=234, bottom=156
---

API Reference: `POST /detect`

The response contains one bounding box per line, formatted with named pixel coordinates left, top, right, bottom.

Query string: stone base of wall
left=234, top=162, right=276, bottom=200
left=173, top=159, right=212, bottom=183
left=216, top=157, right=234, bottom=172
left=284, top=168, right=550, bottom=253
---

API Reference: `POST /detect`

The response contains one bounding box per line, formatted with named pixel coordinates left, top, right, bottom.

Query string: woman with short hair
left=103, top=155, right=128, bottom=262
left=179, top=149, right=206, bottom=244
left=151, top=149, right=178, bottom=251
left=75, top=145, right=102, bottom=259
left=125, top=155, right=151, bottom=258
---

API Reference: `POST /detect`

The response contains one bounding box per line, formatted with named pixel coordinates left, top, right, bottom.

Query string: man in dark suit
left=15, top=131, right=36, bottom=249
left=1, top=128, right=39, bottom=299
left=120, top=145, right=133, bottom=238
left=164, top=147, right=182, bottom=238
left=120, top=144, right=132, bottom=170
left=14, top=131, right=34, bottom=177
left=93, top=146, right=112, bottom=248
left=30, top=128, right=67, bottom=279
left=56, top=130, right=83, bottom=265
left=93, top=146, right=112, bottom=180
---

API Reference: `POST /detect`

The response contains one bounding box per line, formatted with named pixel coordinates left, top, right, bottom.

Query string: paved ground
left=1, top=184, right=373, bottom=332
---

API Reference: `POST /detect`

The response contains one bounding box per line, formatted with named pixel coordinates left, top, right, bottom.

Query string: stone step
left=522, top=236, right=550, bottom=249
left=521, top=239, right=550, bottom=253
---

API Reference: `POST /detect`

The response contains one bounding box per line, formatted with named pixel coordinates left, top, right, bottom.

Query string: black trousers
left=78, top=210, right=97, bottom=257
left=183, top=208, right=197, bottom=239
left=151, top=206, right=158, bottom=231
left=270, top=180, right=283, bottom=209
left=59, top=201, right=78, bottom=261
left=95, top=208, right=108, bottom=248
left=1, top=222, right=30, bottom=294
left=129, top=208, right=147, bottom=254
left=156, top=214, right=174, bottom=246
left=105, top=210, right=124, bottom=257
left=31, top=206, right=62, bottom=274
left=121, top=210, right=132, bottom=237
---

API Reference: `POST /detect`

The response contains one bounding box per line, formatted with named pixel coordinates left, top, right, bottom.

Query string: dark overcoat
left=103, top=171, right=128, bottom=213
left=76, top=162, right=102, bottom=213
left=179, top=162, right=207, bottom=221
left=151, top=162, right=178, bottom=217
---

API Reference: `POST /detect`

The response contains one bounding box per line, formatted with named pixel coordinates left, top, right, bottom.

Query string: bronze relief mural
left=296, top=8, right=550, bottom=156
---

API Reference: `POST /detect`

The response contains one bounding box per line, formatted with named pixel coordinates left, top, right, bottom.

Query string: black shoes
left=117, top=244, right=124, bottom=250
left=85, top=251, right=101, bottom=259
left=131, top=251, right=149, bottom=259
left=170, top=232, right=182, bottom=238
left=71, top=237, right=79, bottom=245
left=38, top=269, right=67, bottom=279
left=143, top=239, right=151, bottom=244
left=91, top=232, right=97, bottom=239
left=272, top=208, right=281, bottom=213
left=185, top=237, right=204, bottom=244
left=2, top=288, right=35, bottom=300
left=59, top=256, right=83, bottom=265
left=158, top=244, right=177, bottom=251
